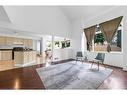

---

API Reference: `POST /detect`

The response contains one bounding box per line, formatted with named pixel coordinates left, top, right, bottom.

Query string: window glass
left=93, top=24, right=122, bottom=52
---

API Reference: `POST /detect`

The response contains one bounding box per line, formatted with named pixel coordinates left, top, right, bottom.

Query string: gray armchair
left=75, top=51, right=84, bottom=63
left=91, top=53, right=105, bottom=70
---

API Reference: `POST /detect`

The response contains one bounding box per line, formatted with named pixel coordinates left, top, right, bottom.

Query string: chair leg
left=91, top=61, right=94, bottom=69
left=76, top=58, right=78, bottom=63
left=97, top=62, right=99, bottom=71
left=82, top=59, right=83, bottom=64
left=103, top=63, right=106, bottom=69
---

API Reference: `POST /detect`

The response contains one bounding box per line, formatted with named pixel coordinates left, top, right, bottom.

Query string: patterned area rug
left=36, top=61, right=113, bottom=89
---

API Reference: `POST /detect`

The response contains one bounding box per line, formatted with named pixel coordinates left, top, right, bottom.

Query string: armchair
left=91, top=53, right=105, bottom=70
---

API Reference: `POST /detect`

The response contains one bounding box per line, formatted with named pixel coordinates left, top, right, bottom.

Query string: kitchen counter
left=0, top=49, right=12, bottom=51
left=14, top=50, right=36, bottom=52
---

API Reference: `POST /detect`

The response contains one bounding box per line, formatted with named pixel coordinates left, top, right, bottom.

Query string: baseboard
left=123, top=67, right=127, bottom=71
left=51, top=58, right=74, bottom=64
left=49, top=59, right=124, bottom=70
left=73, top=59, right=123, bottom=69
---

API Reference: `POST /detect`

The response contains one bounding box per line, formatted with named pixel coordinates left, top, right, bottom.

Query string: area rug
left=36, top=61, right=113, bottom=89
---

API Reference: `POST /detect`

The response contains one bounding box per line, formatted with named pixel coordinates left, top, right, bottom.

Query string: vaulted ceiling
left=59, top=6, right=118, bottom=21
left=1, top=6, right=120, bottom=24
left=0, top=6, right=124, bottom=38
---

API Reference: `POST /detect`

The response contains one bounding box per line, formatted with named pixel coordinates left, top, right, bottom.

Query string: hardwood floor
left=0, top=60, right=127, bottom=89
left=98, top=66, right=127, bottom=89
left=0, top=64, right=45, bottom=89
left=0, top=60, right=15, bottom=72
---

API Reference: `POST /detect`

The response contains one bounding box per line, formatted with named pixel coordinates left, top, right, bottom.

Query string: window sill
left=87, top=51, right=123, bottom=55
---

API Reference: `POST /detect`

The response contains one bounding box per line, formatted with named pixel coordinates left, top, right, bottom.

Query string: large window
left=82, top=22, right=122, bottom=52
left=93, top=23, right=122, bottom=52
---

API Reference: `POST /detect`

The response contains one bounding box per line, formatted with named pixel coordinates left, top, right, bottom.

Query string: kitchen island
left=14, top=50, right=36, bottom=67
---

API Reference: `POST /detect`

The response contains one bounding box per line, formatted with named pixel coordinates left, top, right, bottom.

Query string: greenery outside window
left=93, top=24, right=122, bottom=52
left=54, top=37, right=71, bottom=49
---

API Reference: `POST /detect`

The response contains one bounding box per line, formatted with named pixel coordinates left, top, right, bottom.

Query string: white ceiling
left=0, top=6, right=122, bottom=38
left=2, top=6, right=119, bottom=23
left=60, top=6, right=118, bottom=21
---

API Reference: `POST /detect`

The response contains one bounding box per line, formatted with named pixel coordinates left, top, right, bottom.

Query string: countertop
left=0, top=49, right=36, bottom=52
left=0, top=49, right=12, bottom=51
left=14, top=50, right=36, bottom=52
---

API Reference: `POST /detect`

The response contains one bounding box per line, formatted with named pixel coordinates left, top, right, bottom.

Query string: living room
left=0, top=1, right=127, bottom=95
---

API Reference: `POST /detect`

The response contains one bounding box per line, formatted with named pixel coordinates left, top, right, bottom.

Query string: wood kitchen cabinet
left=0, top=36, right=6, bottom=45
left=23, top=39, right=33, bottom=47
left=0, top=36, right=33, bottom=47
left=28, top=39, right=33, bottom=48
left=14, top=38, right=23, bottom=44
left=6, top=37, right=14, bottom=45
left=28, top=51, right=32, bottom=62
left=0, top=51, right=1, bottom=60
left=24, top=51, right=29, bottom=63
left=32, top=51, right=36, bottom=60
left=14, top=51, right=36, bottom=66
left=0, top=50, right=12, bottom=60
left=0, top=36, right=14, bottom=45
left=23, top=39, right=28, bottom=47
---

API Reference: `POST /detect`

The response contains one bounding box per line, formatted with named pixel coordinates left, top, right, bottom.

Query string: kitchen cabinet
left=24, top=51, right=29, bottom=63
left=14, top=51, right=36, bottom=66
left=0, top=36, right=15, bottom=45
left=23, top=39, right=28, bottom=47
left=0, top=51, right=1, bottom=60
left=28, top=51, right=33, bottom=62
left=6, top=37, right=14, bottom=45
left=33, top=51, right=36, bottom=61
left=0, top=36, right=6, bottom=45
left=23, top=39, right=33, bottom=47
left=0, top=36, right=33, bottom=48
left=0, top=50, right=12, bottom=60
left=14, top=38, right=23, bottom=44
left=28, top=39, right=33, bottom=48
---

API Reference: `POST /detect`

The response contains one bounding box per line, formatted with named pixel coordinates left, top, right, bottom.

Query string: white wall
left=72, top=7, right=127, bottom=68
left=71, top=19, right=84, bottom=58
left=86, top=52, right=123, bottom=68
left=53, top=49, right=73, bottom=61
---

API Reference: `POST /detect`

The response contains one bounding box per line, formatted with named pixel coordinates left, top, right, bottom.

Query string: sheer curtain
left=99, top=16, right=123, bottom=52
